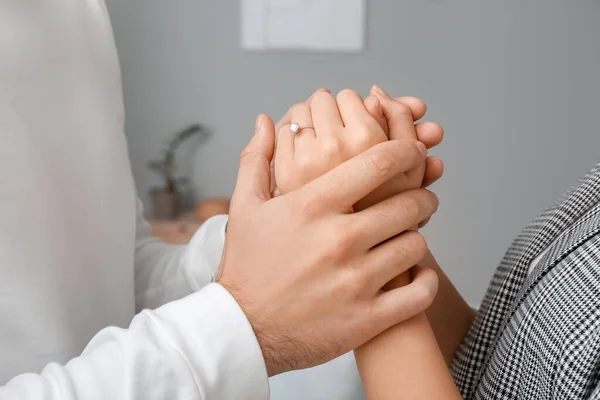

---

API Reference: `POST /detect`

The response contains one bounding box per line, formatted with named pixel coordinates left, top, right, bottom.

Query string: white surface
left=0, top=1, right=268, bottom=398
left=241, top=0, right=365, bottom=51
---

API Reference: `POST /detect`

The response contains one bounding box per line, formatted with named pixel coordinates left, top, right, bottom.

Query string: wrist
left=217, top=281, right=290, bottom=377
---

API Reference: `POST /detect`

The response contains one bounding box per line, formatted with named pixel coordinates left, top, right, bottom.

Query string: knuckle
left=322, top=138, right=342, bottom=159
left=275, top=167, right=291, bottom=186
left=387, top=232, right=427, bottom=269
left=404, top=138, right=422, bottom=159
left=392, top=138, right=419, bottom=159
left=239, top=150, right=260, bottom=167
left=333, top=231, right=354, bottom=256
left=365, top=116, right=385, bottom=133
left=368, top=149, right=396, bottom=177
left=296, top=194, right=321, bottom=217
left=411, top=270, right=438, bottom=309
left=311, top=91, right=333, bottom=105
left=390, top=101, right=412, bottom=117
left=323, top=225, right=356, bottom=261
left=291, top=103, right=308, bottom=114
left=404, top=231, right=428, bottom=261
left=289, top=102, right=304, bottom=112
left=340, top=269, right=366, bottom=296
left=352, top=136, right=373, bottom=153
left=339, top=220, right=360, bottom=246
left=276, top=170, right=301, bottom=194
left=399, top=193, right=422, bottom=218
left=352, top=123, right=381, bottom=147
left=336, top=88, right=358, bottom=101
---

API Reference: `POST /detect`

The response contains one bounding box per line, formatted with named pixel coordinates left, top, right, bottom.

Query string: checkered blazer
left=451, top=162, right=600, bottom=399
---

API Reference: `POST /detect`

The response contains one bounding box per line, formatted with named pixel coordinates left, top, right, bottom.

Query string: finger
left=371, top=265, right=439, bottom=330
left=418, top=217, right=431, bottom=229
left=289, top=103, right=316, bottom=167
left=274, top=122, right=296, bottom=189
left=275, top=103, right=299, bottom=138
left=362, top=230, right=429, bottom=290
left=336, top=89, right=373, bottom=127
left=297, top=140, right=428, bottom=211
left=275, top=89, right=331, bottom=143
left=373, top=91, right=418, bottom=142
left=415, top=122, right=444, bottom=149
left=231, top=114, right=276, bottom=212
left=290, top=102, right=316, bottom=139
left=422, top=157, right=444, bottom=188
left=371, top=85, right=428, bottom=122
left=306, top=87, right=331, bottom=106
left=371, top=89, right=442, bottom=147
left=394, top=96, right=427, bottom=121
left=310, top=91, right=343, bottom=137
left=364, top=95, right=389, bottom=136
left=351, top=188, right=439, bottom=248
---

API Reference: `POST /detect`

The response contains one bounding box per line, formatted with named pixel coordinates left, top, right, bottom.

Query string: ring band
left=290, top=123, right=314, bottom=134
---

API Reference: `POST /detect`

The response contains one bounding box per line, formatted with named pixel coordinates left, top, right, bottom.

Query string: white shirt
left=0, top=1, right=362, bottom=399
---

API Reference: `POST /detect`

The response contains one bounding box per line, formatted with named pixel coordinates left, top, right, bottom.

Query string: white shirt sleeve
left=0, top=284, right=269, bottom=400
left=133, top=197, right=229, bottom=311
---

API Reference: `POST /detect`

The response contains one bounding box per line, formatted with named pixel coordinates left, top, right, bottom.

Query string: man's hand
left=217, top=115, right=439, bottom=376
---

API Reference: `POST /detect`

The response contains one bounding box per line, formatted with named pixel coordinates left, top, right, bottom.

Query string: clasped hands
left=218, top=85, right=444, bottom=376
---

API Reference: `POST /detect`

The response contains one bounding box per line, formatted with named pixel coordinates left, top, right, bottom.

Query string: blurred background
left=105, top=0, right=600, bottom=309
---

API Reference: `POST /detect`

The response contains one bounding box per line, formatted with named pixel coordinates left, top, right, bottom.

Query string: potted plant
left=148, top=123, right=208, bottom=220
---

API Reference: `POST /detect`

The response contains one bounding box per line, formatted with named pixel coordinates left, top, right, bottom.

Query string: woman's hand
left=357, top=86, right=444, bottom=212
left=272, top=87, right=444, bottom=215
left=274, top=89, right=389, bottom=196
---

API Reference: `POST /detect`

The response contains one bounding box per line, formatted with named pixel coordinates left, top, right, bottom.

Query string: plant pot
left=195, top=197, right=231, bottom=222
left=150, top=189, right=181, bottom=220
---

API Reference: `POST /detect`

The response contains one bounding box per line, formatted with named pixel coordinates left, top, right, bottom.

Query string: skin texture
left=272, top=88, right=445, bottom=198
left=422, top=251, right=477, bottom=364
left=217, top=106, right=440, bottom=376
left=273, top=86, right=463, bottom=398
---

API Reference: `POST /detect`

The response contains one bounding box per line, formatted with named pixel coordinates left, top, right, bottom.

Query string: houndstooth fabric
left=451, top=162, right=600, bottom=399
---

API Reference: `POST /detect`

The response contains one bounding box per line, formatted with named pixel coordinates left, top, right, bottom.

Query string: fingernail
left=255, top=114, right=264, bottom=133
left=372, top=84, right=389, bottom=98
left=416, top=141, right=428, bottom=157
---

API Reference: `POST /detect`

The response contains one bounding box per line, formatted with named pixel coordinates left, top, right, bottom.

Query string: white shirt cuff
left=184, top=215, right=228, bottom=290
left=153, top=283, right=270, bottom=399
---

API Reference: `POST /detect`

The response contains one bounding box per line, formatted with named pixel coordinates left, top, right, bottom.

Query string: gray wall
left=106, top=0, right=600, bottom=307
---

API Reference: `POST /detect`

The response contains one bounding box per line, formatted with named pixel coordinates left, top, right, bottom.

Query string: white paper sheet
left=241, top=0, right=365, bottom=52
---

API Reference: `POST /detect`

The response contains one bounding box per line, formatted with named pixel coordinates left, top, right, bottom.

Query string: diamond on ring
left=290, top=123, right=300, bottom=133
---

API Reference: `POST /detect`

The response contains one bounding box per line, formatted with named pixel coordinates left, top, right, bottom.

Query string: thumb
left=231, top=114, right=276, bottom=212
